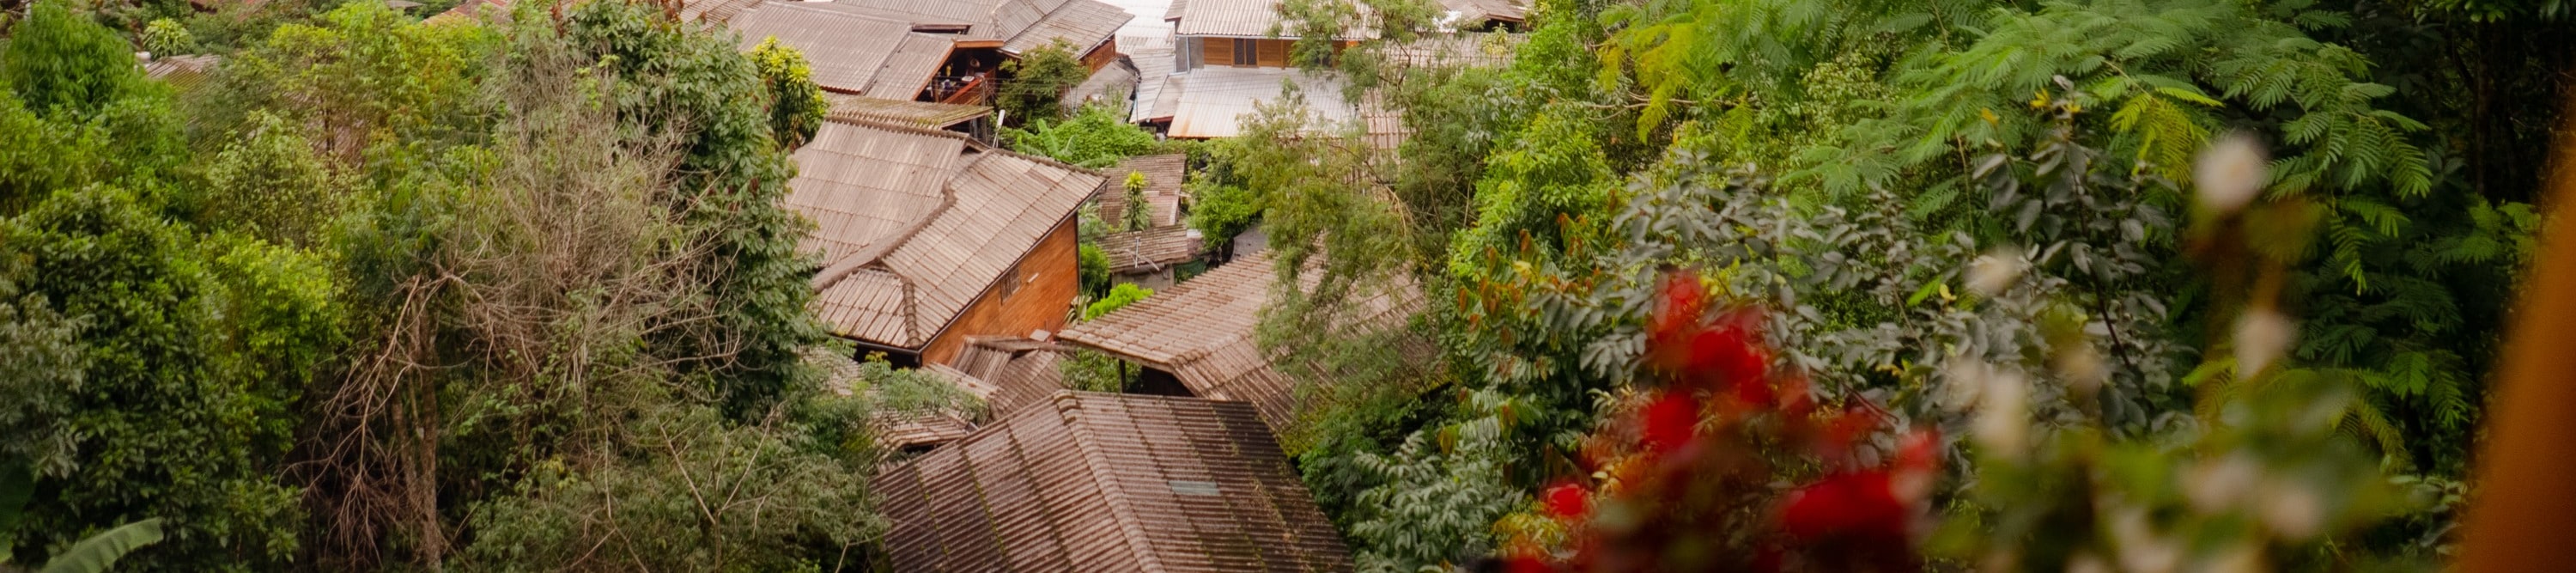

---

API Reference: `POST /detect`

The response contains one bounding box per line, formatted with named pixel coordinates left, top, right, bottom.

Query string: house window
left=1232, top=38, right=1255, bottom=66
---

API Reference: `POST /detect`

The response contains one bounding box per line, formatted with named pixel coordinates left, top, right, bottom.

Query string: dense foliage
left=0, top=3, right=913, bottom=570
left=1245, top=0, right=2560, bottom=569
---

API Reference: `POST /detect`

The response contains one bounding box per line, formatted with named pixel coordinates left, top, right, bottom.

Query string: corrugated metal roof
left=1094, top=154, right=1187, bottom=228
left=1064, top=57, right=1140, bottom=112
left=679, top=0, right=764, bottom=22
left=1002, top=0, right=1132, bottom=54
left=818, top=0, right=1132, bottom=56
left=1058, top=253, right=1424, bottom=433
left=1440, top=0, right=1525, bottom=23
left=142, top=55, right=219, bottom=92
left=1171, top=0, right=1371, bottom=38
left=1163, top=67, right=1357, bottom=138
left=728, top=3, right=951, bottom=97
left=951, top=337, right=1072, bottom=415
left=1125, top=43, right=1177, bottom=122
left=824, top=93, right=992, bottom=129
left=1100, top=226, right=1203, bottom=272
left=876, top=391, right=1354, bottom=572
left=793, top=120, right=1103, bottom=349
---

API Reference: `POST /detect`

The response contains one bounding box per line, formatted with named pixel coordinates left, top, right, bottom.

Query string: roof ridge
left=805, top=186, right=957, bottom=290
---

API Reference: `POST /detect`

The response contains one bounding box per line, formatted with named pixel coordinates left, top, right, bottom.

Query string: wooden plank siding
left=1081, top=36, right=1120, bottom=70
left=1200, top=35, right=1234, bottom=66
left=920, top=216, right=1080, bottom=365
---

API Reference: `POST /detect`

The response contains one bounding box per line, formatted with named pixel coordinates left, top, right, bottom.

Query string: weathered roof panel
left=1164, top=67, right=1356, bottom=138
left=729, top=3, right=950, bottom=98
left=823, top=93, right=991, bottom=129
left=877, top=391, right=1353, bottom=572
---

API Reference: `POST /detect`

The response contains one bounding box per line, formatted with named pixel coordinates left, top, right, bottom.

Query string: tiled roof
left=1094, top=154, right=1188, bottom=229
left=875, top=391, right=1354, bottom=572
left=951, top=337, right=1072, bottom=416
left=1059, top=253, right=1425, bottom=432
left=824, top=93, right=991, bottom=130
left=793, top=120, right=1103, bottom=350
left=728, top=3, right=953, bottom=99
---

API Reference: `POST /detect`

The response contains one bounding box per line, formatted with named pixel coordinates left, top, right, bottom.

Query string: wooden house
left=788, top=119, right=1103, bottom=367
left=874, top=391, right=1355, bottom=572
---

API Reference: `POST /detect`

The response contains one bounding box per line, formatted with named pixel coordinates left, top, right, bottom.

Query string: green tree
left=1004, top=104, right=1157, bottom=168
left=1, top=3, right=138, bottom=119
left=1083, top=283, right=1153, bottom=320
left=994, top=41, right=1087, bottom=125
left=1121, top=171, right=1151, bottom=231
left=750, top=36, right=827, bottom=149
left=0, top=189, right=333, bottom=572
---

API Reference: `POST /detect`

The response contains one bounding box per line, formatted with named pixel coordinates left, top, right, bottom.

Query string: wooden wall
left=1197, top=37, right=1297, bottom=68
left=919, top=216, right=1080, bottom=366
left=1080, top=37, right=1120, bottom=71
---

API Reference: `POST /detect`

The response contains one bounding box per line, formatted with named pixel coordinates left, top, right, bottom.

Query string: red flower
left=1640, top=392, right=1700, bottom=455
left=1542, top=481, right=1591, bottom=520
left=1504, top=555, right=1555, bottom=573
left=1777, top=472, right=1909, bottom=545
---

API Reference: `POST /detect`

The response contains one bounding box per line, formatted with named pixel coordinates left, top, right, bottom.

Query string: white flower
left=2054, top=344, right=2107, bottom=397
left=2233, top=309, right=2297, bottom=379
left=2258, top=479, right=2327, bottom=541
left=2111, top=507, right=2181, bottom=573
left=2067, top=552, right=2112, bottom=573
left=2201, top=545, right=2264, bottom=573
left=1965, top=248, right=2026, bottom=296
left=1941, top=359, right=1991, bottom=414
left=1973, top=369, right=2029, bottom=455
left=2184, top=454, right=2262, bottom=515
left=2195, top=133, right=2269, bottom=215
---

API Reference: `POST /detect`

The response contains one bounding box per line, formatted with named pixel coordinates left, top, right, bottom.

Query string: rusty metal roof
left=794, top=120, right=1103, bottom=349
left=876, top=391, right=1354, bottom=572
left=728, top=3, right=953, bottom=98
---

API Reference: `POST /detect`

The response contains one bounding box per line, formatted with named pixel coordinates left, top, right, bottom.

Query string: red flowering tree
left=1504, top=274, right=1939, bottom=572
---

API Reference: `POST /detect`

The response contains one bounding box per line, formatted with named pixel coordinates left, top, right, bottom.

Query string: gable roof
left=1171, top=0, right=1374, bottom=39
left=875, top=391, right=1354, bottom=572
left=1058, top=253, right=1427, bottom=432
left=728, top=3, right=954, bottom=99
left=1126, top=42, right=1180, bottom=122
left=793, top=120, right=1103, bottom=350
left=814, top=0, right=1133, bottom=57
